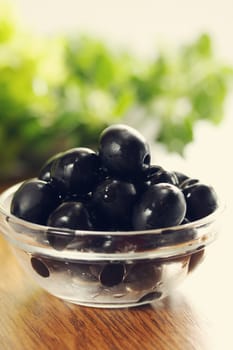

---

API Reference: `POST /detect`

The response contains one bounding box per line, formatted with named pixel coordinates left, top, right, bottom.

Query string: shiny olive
left=145, top=168, right=179, bottom=186
left=174, top=171, right=190, bottom=186
left=183, top=183, right=218, bottom=221
left=38, top=152, right=63, bottom=182
left=47, top=201, right=93, bottom=249
left=133, top=183, right=186, bottom=230
left=11, top=179, right=61, bottom=225
left=47, top=201, right=93, bottom=230
left=99, top=124, right=150, bottom=179
left=92, top=178, right=137, bottom=230
left=50, top=147, right=100, bottom=195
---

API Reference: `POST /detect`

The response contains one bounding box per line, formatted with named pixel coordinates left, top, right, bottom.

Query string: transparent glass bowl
left=0, top=182, right=223, bottom=308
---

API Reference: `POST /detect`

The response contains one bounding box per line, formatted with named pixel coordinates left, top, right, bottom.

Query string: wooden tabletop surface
left=0, top=183, right=232, bottom=350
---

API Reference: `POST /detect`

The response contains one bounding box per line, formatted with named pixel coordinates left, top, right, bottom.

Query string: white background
left=14, top=0, right=233, bottom=63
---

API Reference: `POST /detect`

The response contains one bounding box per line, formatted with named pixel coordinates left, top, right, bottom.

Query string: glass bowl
left=0, top=182, right=223, bottom=308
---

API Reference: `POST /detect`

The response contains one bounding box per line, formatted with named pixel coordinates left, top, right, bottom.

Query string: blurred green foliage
left=0, top=3, right=232, bottom=180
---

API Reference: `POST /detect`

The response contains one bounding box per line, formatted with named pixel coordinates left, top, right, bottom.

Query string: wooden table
left=0, top=183, right=232, bottom=350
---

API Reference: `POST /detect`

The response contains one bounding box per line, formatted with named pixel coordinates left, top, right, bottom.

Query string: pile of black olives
left=11, top=124, right=218, bottom=238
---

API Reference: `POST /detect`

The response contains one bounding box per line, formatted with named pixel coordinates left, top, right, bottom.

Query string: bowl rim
left=0, top=180, right=224, bottom=237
